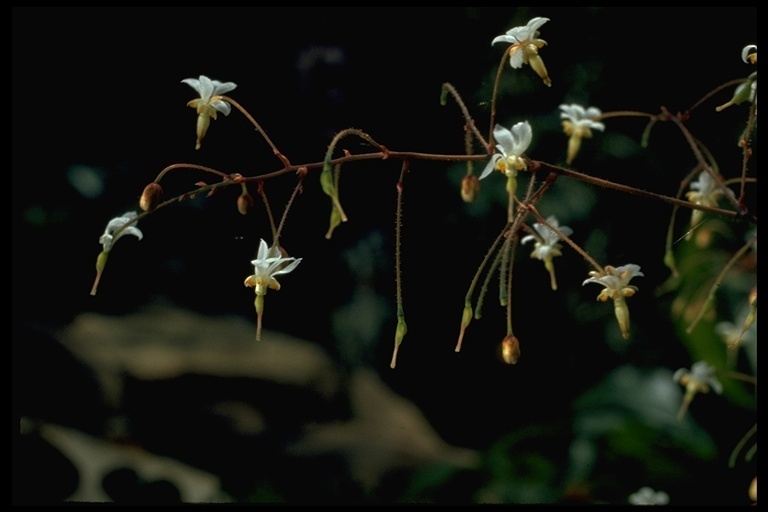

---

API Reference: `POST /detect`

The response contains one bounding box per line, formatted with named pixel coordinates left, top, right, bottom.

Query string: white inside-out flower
left=674, top=361, right=723, bottom=395
left=583, top=264, right=644, bottom=339
left=181, top=75, right=238, bottom=149
left=99, top=211, right=143, bottom=252
left=559, top=104, right=605, bottom=164
left=480, top=121, right=533, bottom=180
left=583, top=264, right=644, bottom=302
left=522, top=215, right=572, bottom=261
left=244, top=239, right=302, bottom=296
left=685, top=170, right=726, bottom=240
left=492, top=17, right=551, bottom=86
left=522, top=215, right=573, bottom=290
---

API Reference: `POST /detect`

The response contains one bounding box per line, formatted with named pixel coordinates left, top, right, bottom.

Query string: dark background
left=13, top=6, right=757, bottom=504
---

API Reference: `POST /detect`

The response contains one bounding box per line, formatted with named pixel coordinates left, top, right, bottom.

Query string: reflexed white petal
left=584, top=106, right=602, bottom=119
left=181, top=77, right=202, bottom=93
left=211, top=100, right=232, bottom=116
left=493, top=124, right=516, bottom=155
left=508, top=50, right=525, bottom=69
left=212, top=80, right=237, bottom=95
left=479, top=154, right=501, bottom=180
left=510, top=121, right=532, bottom=154
left=526, top=17, right=549, bottom=34
left=742, top=44, right=757, bottom=63
left=197, top=75, right=214, bottom=101
left=272, top=258, right=302, bottom=277
left=491, top=34, right=518, bottom=46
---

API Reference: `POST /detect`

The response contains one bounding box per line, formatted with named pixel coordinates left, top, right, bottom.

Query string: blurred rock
left=19, top=298, right=480, bottom=502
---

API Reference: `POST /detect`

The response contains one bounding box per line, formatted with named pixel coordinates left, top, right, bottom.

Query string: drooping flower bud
left=90, top=250, right=110, bottom=296
left=390, top=316, right=408, bottom=369
left=500, top=335, right=521, bottom=365
left=139, top=182, right=163, bottom=212
left=460, top=174, right=480, bottom=203
left=455, top=302, right=474, bottom=352
left=237, top=191, right=254, bottom=216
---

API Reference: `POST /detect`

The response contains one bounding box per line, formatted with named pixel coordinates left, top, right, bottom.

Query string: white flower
left=560, top=104, right=605, bottom=132
left=559, top=104, right=605, bottom=164
left=673, top=361, right=723, bottom=395
left=522, top=215, right=572, bottom=290
left=99, top=211, right=143, bottom=252
left=479, top=122, right=533, bottom=180
left=244, top=239, right=302, bottom=296
left=628, top=486, right=670, bottom=505
left=672, top=360, right=723, bottom=419
left=243, top=239, right=302, bottom=341
left=685, top=171, right=725, bottom=240
left=583, top=264, right=643, bottom=302
left=686, top=171, right=723, bottom=206
left=181, top=75, right=238, bottom=149
left=492, top=17, right=551, bottom=86
left=583, top=264, right=644, bottom=339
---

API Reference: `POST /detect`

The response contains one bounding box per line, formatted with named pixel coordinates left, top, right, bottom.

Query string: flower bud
left=237, top=192, right=254, bottom=216
left=139, top=182, right=163, bottom=212
left=500, top=335, right=520, bottom=365
left=460, top=174, right=480, bottom=203
left=390, top=316, right=408, bottom=369
left=90, top=250, right=110, bottom=296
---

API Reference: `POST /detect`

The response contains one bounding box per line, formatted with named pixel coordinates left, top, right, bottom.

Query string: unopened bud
left=461, top=174, right=480, bottom=203
left=90, top=250, right=110, bottom=296
left=237, top=192, right=254, bottom=215
left=390, top=316, right=408, bottom=369
left=139, top=182, right=163, bottom=212
left=715, top=74, right=756, bottom=112
left=500, top=335, right=520, bottom=365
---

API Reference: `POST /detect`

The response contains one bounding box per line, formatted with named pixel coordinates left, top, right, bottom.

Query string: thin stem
left=737, top=101, right=757, bottom=204
left=441, top=82, right=490, bottom=153
left=155, top=162, right=230, bottom=182
left=687, top=78, right=746, bottom=113
left=662, top=106, right=742, bottom=214
left=221, top=95, right=291, bottom=168
left=505, top=234, right=519, bottom=336
left=256, top=181, right=279, bottom=243
left=686, top=235, right=756, bottom=333
left=391, top=161, right=409, bottom=369
left=488, top=47, right=512, bottom=148
left=274, top=170, right=306, bottom=245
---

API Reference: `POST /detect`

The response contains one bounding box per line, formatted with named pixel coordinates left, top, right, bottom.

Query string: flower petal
left=510, top=121, right=532, bottom=154
left=493, top=124, right=516, bottom=156
left=479, top=154, right=501, bottom=180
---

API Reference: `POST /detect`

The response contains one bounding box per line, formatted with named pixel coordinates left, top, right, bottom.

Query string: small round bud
left=500, top=335, right=520, bottom=365
left=460, top=174, right=480, bottom=203
left=237, top=192, right=254, bottom=215
left=139, top=182, right=163, bottom=212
